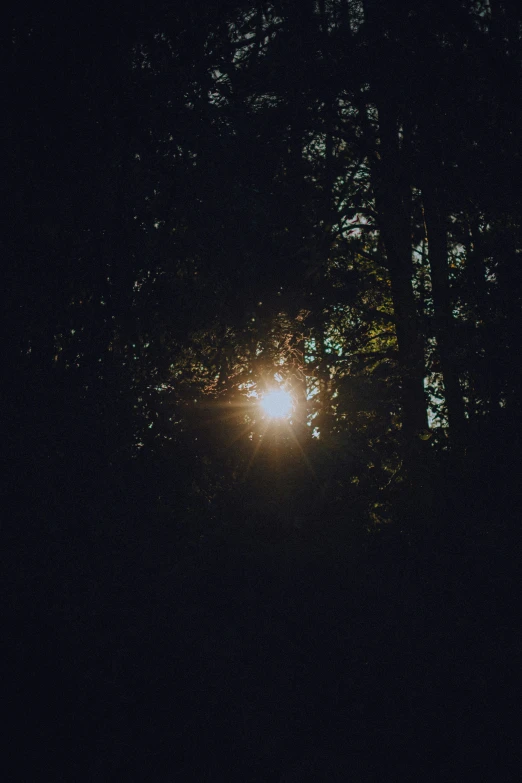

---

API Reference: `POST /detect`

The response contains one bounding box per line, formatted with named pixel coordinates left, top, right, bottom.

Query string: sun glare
left=260, top=389, right=293, bottom=419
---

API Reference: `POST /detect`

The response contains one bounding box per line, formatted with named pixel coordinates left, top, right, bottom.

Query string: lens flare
left=260, top=389, right=293, bottom=419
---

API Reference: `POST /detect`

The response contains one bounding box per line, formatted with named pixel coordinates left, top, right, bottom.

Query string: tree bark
left=467, top=216, right=502, bottom=420
left=371, top=104, right=428, bottom=439
left=422, top=185, right=466, bottom=442
left=380, top=215, right=429, bottom=439
left=290, top=330, right=309, bottom=443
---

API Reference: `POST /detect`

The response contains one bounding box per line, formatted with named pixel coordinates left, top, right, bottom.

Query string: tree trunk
left=290, top=329, right=308, bottom=444
left=467, top=216, right=502, bottom=420
left=423, top=185, right=466, bottom=442
left=372, top=104, right=428, bottom=439
left=381, top=218, right=429, bottom=439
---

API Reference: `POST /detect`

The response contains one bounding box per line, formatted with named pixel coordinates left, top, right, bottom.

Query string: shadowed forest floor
left=5, top=461, right=521, bottom=781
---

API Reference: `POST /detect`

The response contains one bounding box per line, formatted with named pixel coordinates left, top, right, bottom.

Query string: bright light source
left=260, top=389, right=293, bottom=419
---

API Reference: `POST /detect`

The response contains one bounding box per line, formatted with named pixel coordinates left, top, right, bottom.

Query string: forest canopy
left=7, top=0, right=522, bottom=526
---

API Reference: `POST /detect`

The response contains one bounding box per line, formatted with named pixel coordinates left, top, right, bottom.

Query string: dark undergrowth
left=4, top=439, right=520, bottom=781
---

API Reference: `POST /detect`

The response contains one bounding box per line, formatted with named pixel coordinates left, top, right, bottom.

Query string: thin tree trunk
left=290, top=330, right=308, bottom=443
left=383, top=228, right=429, bottom=439
left=467, top=216, right=502, bottom=419
left=423, top=185, right=466, bottom=442
left=372, top=104, right=428, bottom=439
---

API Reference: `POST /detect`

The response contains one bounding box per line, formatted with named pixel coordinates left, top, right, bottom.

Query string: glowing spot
left=260, top=389, right=293, bottom=419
